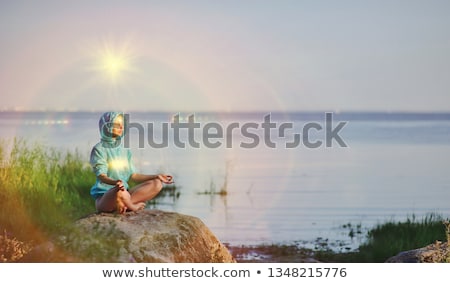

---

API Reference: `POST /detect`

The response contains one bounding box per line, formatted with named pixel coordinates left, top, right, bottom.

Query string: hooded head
left=98, top=111, right=127, bottom=145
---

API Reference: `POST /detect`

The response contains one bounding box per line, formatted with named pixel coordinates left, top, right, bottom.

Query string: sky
left=1, top=0, right=449, bottom=113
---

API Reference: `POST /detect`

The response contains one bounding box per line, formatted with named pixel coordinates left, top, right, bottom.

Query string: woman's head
left=99, top=111, right=125, bottom=142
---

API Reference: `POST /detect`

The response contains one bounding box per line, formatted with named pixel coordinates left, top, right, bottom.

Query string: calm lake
left=1, top=111, right=450, bottom=251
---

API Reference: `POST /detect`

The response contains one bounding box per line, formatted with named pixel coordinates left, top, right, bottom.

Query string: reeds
left=315, top=213, right=450, bottom=262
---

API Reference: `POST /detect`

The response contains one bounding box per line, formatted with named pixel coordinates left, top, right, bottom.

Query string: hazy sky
left=1, top=0, right=449, bottom=112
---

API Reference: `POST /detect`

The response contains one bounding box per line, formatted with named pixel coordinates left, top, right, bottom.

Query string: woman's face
left=111, top=115, right=124, bottom=137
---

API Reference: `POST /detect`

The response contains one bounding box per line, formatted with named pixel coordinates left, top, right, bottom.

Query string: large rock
left=66, top=210, right=236, bottom=263
left=385, top=241, right=449, bottom=263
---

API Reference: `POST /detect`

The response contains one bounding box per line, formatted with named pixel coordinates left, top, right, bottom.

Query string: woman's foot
left=129, top=202, right=146, bottom=211
left=116, top=195, right=128, bottom=214
left=116, top=189, right=146, bottom=213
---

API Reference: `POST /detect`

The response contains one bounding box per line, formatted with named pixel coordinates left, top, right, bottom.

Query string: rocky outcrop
left=62, top=210, right=236, bottom=263
left=385, top=241, right=449, bottom=263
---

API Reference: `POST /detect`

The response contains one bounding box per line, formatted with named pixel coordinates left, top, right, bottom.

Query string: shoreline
left=226, top=244, right=321, bottom=263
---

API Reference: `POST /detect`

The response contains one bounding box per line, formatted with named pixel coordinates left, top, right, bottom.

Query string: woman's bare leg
left=95, top=186, right=121, bottom=213
left=96, top=185, right=145, bottom=213
left=129, top=179, right=163, bottom=204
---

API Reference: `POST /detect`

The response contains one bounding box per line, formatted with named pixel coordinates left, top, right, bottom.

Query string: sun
left=101, top=49, right=129, bottom=81
left=89, top=39, right=136, bottom=85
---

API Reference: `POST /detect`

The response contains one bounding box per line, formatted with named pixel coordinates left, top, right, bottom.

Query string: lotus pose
left=89, top=111, right=173, bottom=213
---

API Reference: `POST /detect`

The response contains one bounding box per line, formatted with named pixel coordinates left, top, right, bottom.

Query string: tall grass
left=0, top=138, right=180, bottom=261
left=357, top=214, right=448, bottom=262
left=0, top=138, right=95, bottom=245
left=316, top=213, right=449, bottom=262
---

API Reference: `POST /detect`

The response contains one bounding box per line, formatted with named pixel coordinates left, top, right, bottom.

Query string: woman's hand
left=116, top=180, right=125, bottom=191
left=157, top=174, right=174, bottom=184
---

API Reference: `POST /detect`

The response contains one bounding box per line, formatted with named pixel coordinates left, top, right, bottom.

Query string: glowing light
left=109, top=159, right=128, bottom=170
left=89, top=39, right=137, bottom=85
left=25, top=119, right=69, bottom=126
left=101, top=50, right=129, bottom=81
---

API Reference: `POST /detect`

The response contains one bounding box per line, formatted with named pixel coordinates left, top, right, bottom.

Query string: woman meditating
left=89, top=111, right=173, bottom=213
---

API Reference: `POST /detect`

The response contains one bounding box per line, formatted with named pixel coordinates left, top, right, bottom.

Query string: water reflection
left=147, top=185, right=180, bottom=208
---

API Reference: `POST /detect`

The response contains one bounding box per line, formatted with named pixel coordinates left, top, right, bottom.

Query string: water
left=1, top=111, right=450, bottom=251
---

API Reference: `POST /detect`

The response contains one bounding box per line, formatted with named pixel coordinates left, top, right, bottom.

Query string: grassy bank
left=0, top=139, right=95, bottom=246
left=314, top=214, right=449, bottom=262
left=0, top=140, right=449, bottom=262
left=230, top=215, right=450, bottom=263
left=0, top=139, right=179, bottom=262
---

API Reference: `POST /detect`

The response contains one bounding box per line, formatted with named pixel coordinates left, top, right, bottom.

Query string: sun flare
left=102, top=52, right=128, bottom=78
left=90, top=40, right=136, bottom=84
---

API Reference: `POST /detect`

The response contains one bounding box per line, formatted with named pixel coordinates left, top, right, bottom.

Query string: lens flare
left=101, top=50, right=129, bottom=81
left=88, top=38, right=137, bottom=86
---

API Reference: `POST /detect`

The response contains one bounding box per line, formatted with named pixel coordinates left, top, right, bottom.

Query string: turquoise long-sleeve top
left=89, top=111, right=136, bottom=199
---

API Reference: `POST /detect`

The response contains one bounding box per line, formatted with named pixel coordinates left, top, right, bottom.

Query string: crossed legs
left=95, top=179, right=163, bottom=213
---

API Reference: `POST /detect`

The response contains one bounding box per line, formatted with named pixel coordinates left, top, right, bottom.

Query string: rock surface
left=385, top=241, right=449, bottom=263
left=66, top=209, right=236, bottom=263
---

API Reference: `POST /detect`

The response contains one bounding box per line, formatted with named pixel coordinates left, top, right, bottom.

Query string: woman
left=89, top=111, right=173, bottom=213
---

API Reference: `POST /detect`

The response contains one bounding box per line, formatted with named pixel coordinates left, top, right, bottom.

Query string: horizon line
left=2, top=109, right=450, bottom=114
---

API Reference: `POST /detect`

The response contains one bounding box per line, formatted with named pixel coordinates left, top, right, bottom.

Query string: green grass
left=315, top=213, right=449, bottom=262
left=0, top=138, right=181, bottom=261
left=0, top=138, right=95, bottom=245
left=231, top=214, right=450, bottom=263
